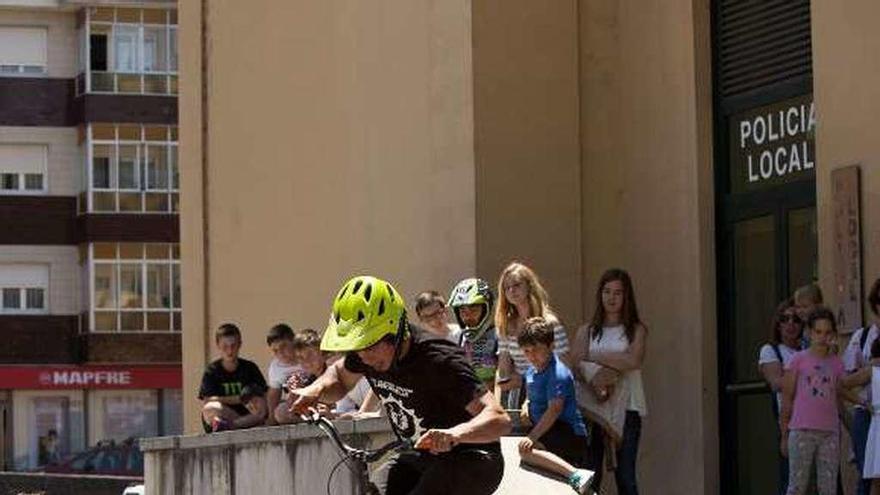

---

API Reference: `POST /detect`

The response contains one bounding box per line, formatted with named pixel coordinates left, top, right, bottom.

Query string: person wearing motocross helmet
left=449, top=278, right=499, bottom=389
left=288, top=275, right=510, bottom=495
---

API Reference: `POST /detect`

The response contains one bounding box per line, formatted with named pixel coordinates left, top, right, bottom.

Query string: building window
left=88, top=390, right=158, bottom=444
left=0, top=264, right=49, bottom=314
left=86, top=243, right=181, bottom=332
left=77, top=7, right=178, bottom=95
left=0, top=145, right=48, bottom=195
left=160, top=389, right=182, bottom=436
left=12, top=390, right=85, bottom=471
left=86, top=124, right=178, bottom=214
left=0, top=27, right=47, bottom=76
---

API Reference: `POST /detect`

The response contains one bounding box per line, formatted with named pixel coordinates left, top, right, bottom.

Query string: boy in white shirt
left=265, top=323, right=308, bottom=425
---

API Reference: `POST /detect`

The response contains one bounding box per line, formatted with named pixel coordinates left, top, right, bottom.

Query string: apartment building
left=0, top=0, right=180, bottom=470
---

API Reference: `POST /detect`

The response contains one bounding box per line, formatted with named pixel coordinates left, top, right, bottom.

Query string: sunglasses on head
left=779, top=314, right=802, bottom=324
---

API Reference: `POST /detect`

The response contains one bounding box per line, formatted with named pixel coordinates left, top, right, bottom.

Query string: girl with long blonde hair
left=494, top=262, right=571, bottom=405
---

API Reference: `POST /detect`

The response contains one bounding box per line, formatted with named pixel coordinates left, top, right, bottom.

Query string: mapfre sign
left=0, top=365, right=181, bottom=390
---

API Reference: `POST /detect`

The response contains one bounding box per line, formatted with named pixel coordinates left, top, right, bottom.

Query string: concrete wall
left=142, top=419, right=394, bottom=495
left=0, top=7, right=78, bottom=78
left=0, top=245, right=79, bottom=314
left=0, top=127, right=80, bottom=196
left=578, top=1, right=717, bottom=493
left=811, top=0, right=880, bottom=323
left=179, top=0, right=476, bottom=433
left=471, top=0, right=583, bottom=324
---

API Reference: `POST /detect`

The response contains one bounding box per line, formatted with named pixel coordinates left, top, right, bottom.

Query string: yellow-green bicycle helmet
left=321, top=275, right=407, bottom=352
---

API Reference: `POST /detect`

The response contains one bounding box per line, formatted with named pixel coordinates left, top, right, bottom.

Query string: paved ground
left=494, top=437, right=580, bottom=494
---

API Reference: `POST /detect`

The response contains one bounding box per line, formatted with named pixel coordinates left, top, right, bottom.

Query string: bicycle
left=300, top=410, right=412, bottom=495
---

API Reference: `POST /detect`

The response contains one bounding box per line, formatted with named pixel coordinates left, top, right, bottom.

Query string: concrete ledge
left=145, top=417, right=382, bottom=452
left=143, top=416, right=389, bottom=452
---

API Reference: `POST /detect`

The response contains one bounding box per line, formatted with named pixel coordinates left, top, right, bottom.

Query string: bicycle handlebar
left=300, top=410, right=411, bottom=463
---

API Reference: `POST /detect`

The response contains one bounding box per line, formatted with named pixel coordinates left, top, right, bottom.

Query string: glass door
left=719, top=198, right=817, bottom=495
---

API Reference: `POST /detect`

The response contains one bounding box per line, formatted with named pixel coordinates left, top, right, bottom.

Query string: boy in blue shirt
left=518, top=317, right=594, bottom=494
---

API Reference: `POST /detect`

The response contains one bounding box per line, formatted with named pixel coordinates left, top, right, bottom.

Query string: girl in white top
left=758, top=301, right=804, bottom=414
left=756, top=299, right=803, bottom=495
left=571, top=268, right=647, bottom=495
left=863, top=362, right=880, bottom=492
left=493, top=262, right=571, bottom=407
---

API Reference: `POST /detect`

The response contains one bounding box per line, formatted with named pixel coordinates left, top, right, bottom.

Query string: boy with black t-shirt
left=199, top=323, right=269, bottom=432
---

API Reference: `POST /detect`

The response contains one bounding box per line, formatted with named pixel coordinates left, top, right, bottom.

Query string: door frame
left=711, top=8, right=816, bottom=491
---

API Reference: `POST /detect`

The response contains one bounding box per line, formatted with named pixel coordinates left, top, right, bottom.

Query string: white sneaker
left=568, top=468, right=595, bottom=494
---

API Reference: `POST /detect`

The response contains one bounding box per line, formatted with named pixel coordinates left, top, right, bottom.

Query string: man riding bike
left=288, top=275, right=511, bottom=494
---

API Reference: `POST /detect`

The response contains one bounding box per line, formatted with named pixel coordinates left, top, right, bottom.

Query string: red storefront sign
left=0, top=365, right=181, bottom=390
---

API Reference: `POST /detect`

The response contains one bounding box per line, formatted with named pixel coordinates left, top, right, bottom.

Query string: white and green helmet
left=449, top=278, right=495, bottom=340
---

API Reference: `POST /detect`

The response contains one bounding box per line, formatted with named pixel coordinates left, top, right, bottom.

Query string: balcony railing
left=76, top=71, right=178, bottom=96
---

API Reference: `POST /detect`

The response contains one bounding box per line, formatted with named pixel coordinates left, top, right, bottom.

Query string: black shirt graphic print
left=198, top=358, right=267, bottom=400
left=345, top=337, right=494, bottom=448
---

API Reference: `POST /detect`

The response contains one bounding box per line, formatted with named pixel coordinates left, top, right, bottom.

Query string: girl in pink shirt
left=780, top=307, right=867, bottom=495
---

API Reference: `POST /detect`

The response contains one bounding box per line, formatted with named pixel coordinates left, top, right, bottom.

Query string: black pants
left=375, top=446, right=504, bottom=495
left=586, top=411, right=641, bottom=495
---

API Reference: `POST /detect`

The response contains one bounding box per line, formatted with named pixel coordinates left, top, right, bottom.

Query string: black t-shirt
left=345, top=337, right=496, bottom=449
left=198, top=358, right=267, bottom=400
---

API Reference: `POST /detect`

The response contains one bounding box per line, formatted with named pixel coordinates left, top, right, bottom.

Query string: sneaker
left=568, top=469, right=595, bottom=495
left=211, top=418, right=232, bottom=433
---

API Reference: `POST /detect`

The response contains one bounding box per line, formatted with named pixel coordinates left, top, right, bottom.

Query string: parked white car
left=122, top=484, right=145, bottom=495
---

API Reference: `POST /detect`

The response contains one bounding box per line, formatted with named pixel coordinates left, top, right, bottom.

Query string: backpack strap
left=768, top=343, right=784, bottom=421
left=860, top=327, right=870, bottom=353
left=770, top=343, right=784, bottom=365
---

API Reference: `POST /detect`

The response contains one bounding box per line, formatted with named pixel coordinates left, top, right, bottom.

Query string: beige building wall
left=812, top=0, right=880, bottom=323
left=578, top=1, right=717, bottom=493
left=0, top=127, right=80, bottom=196
left=0, top=8, right=78, bottom=78
left=0, top=246, right=80, bottom=314
left=179, top=1, right=476, bottom=433
left=471, top=0, right=583, bottom=324
left=180, top=1, right=723, bottom=492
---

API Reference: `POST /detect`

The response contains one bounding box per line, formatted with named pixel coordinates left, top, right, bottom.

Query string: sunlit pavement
left=494, top=436, right=582, bottom=494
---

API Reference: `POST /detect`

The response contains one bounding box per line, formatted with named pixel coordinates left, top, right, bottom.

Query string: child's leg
left=814, top=430, right=840, bottom=495
left=520, top=446, right=578, bottom=479
left=233, top=395, right=268, bottom=428
left=787, top=430, right=820, bottom=495
left=202, top=401, right=242, bottom=424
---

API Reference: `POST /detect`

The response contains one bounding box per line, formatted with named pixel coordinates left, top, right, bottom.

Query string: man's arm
left=288, top=359, right=363, bottom=413
left=416, top=390, right=511, bottom=453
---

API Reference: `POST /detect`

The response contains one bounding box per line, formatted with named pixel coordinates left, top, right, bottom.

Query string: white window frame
left=86, top=125, right=178, bottom=214
left=0, top=144, right=48, bottom=196
left=80, top=7, right=178, bottom=95
left=0, top=264, right=49, bottom=314
left=86, top=243, right=181, bottom=333
left=0, top=26, right=48, bottom=77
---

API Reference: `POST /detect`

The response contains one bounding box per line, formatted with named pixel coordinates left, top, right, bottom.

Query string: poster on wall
left=832, top=165, right=863, bottom=333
